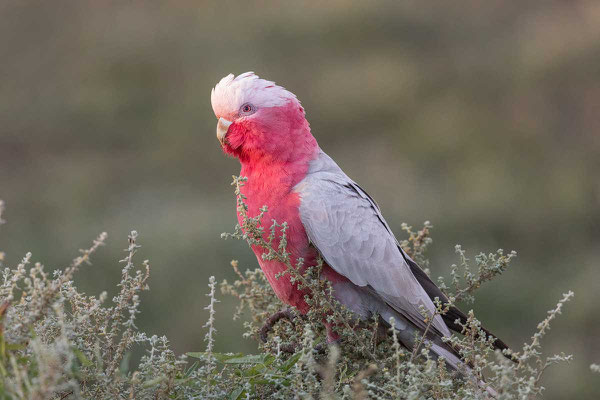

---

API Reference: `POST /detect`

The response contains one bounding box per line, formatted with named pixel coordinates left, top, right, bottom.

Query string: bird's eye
left=239, top=103, right=255, bottom=115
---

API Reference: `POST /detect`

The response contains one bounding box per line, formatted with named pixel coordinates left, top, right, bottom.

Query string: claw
left=259, top=308, right=297, bottom=344
left=259, top=309, right=333, bottom=354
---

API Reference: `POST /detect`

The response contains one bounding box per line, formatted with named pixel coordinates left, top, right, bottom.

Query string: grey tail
left=402, top=250, right=515, bottom=362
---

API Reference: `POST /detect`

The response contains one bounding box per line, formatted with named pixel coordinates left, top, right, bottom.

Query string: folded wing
left=295, top=150, right=450, bottom=337
left=296, top=149, right=512, bottom=358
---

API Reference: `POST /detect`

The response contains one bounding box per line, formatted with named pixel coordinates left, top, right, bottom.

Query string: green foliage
left=0, top=186, right=580, bottom=399
left=217, top=177, right=575, bottom=399
left=0, top=228, right=190, bottom=399
left=3, top=2, right=600, bottom=397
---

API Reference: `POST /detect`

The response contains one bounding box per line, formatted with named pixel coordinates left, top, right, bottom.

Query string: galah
left=211, top=72, right=510, bottom=374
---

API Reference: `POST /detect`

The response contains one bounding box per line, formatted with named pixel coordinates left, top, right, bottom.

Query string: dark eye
left=240, top=103, right=255, bottom=115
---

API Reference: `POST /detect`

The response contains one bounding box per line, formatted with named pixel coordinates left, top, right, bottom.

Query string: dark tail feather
left=443, top=306, right=511, bottom=355
left=403, top=252, right=516, bottom=362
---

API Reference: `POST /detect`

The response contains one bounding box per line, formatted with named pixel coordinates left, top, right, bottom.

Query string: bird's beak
left=216, top=117, right=232, bottom=146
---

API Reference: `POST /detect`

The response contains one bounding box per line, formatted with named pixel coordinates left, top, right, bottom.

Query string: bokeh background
left=1, top=1, right=599, bottom=398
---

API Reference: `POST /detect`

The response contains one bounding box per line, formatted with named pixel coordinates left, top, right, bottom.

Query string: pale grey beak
left=216, top=117, right=232, bottom=146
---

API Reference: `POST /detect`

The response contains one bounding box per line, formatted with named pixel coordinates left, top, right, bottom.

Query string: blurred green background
left=1, top=1, right=599, bottom=398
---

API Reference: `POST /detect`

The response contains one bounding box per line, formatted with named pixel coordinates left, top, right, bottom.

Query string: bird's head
left=211, top=72, right=316, bottom=163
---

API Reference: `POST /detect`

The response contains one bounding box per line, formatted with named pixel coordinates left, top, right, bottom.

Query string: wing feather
left=295, top=150, right=450, bottom=336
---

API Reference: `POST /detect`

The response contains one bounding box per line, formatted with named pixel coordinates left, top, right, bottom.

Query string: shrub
left=0, top=184, right=577, bottom=399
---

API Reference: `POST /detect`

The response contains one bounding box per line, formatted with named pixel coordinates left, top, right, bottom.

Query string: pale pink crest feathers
left=211, top=72, right=298, bottom=118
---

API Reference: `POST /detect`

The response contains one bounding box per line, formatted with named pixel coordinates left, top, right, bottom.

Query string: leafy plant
left=0, top=184, right=579, bottom=399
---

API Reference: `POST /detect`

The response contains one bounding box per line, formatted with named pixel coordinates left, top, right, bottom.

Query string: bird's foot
left=260, top=309, right=333, bottom=354
left=313, top=337, right=340, bottom=355
left=260, top=308, right=303, bottom=354
left=259, top=308, right=298, bottom=344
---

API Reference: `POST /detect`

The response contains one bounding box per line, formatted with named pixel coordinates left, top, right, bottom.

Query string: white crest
left=211, top=72, right=298, bottom=117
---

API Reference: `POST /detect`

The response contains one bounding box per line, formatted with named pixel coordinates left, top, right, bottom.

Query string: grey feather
left=294, top=150, right=450, bottom=337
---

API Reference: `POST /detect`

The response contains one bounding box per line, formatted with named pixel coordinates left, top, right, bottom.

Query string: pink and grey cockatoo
left=211, top=72, right=510, bottom=374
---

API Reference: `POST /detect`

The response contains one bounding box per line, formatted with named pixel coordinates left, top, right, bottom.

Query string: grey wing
left=295, top=150, right=450, bottom=336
